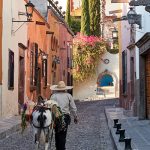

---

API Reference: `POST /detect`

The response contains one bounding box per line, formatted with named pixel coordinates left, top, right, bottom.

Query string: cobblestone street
left=0, top=99, right=117, bottom=150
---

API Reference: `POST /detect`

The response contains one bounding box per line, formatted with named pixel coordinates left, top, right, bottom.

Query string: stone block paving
left=0, top=99, right=117, bottom=150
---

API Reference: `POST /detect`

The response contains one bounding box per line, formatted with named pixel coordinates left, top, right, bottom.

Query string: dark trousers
left=55, top=114, right=71, bottom=150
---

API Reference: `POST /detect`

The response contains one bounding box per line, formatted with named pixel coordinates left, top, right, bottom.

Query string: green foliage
left=81, top=0, right=90, bottom=35
left=70, top=17, right=81, bottom=34
left=89, top=0, right=101, bottom=36
left=73, top=34, right=107, bottom=82
left=65, top=0, right=71, bottom=27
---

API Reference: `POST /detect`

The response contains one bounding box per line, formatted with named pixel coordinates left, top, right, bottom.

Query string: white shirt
left=51, top=92, right=77, bottom=117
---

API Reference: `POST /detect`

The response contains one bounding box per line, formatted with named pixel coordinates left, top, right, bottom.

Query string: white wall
left=97, top=52, right=119, bottom=79
left=135, top=6, right=150, bottom=80
left=97, top=52, right=119, bottom=95
left=73, top=76, right=97, bottom=100
left=2, top=0, right=27, bottom=117
left=73, top=52, right=119, bottom=100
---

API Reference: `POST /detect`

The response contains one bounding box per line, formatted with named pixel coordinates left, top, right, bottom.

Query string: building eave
left=135, top=32, right=150, bottom=48
left=127, top=42, right=135, bottom=50
left=48, top=6, right=74, bottom=36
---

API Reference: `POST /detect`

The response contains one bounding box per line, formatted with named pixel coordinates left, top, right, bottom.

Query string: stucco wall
left=73, top=52, right=119, bottom=100
left=73, top=76, right=97, bottom=100
left=135, top=6, right=150, bottom=80
left=2, top=0, right=27, bottom=117
left=0, top=0, right=2, bottom=84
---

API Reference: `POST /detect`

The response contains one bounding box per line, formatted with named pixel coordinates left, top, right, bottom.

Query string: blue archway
left=100, top=74, right=113, bottom=87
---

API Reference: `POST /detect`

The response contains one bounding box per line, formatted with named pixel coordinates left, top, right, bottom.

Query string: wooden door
left=145, top=53, right=150, bottom=119
left=18, top=56, right=25, bottom=113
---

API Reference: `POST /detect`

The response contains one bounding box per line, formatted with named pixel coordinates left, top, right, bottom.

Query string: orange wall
left=0, top=0, right=2, bottom=84
left=47, top=10, right=61, bottom=84
left=26, top=7, right=73, bottom=101
left=47, top=9, right=73, bottom=85
left=27, top=10, right=51, bottom=101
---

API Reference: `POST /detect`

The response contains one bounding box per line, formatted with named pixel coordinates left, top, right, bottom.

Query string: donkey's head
left=32, top=106, right=52, bottom=128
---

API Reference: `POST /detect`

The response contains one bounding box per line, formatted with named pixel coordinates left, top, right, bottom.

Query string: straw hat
left=50, top=81, right=73, bottom=91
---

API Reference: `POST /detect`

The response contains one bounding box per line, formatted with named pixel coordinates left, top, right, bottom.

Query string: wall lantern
left=25, top=1, right=35, bottom=21
left=42, top=54, right=48, bottom=60
left=53, top=56, right=60, bottom=64
left=112, top=28, right=118, bottom=39
left=38, top=49, right=48, bottom=60
left=12, top=1, right=34, bottom=22
left=127, top=7, right=142, bottom=29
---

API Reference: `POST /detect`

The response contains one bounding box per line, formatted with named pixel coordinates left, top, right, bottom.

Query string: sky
left=58, top=0, right=67, bottom=11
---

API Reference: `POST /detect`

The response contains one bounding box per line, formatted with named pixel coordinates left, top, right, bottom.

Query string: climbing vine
left=73, top=33, right=107, bottom=82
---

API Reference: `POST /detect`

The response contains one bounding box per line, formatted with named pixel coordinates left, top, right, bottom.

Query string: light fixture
left=12, top=1, right=34, bottom=22
left=42, top=54, right=48, bottom=60
left=25, top=1, right=35, bottom=21
left=53, top=56, right=60, bottom=64
left=127, top=7, right=142, bottom=29
left=38, top=49, right=48, bottom=59
left=112, top=28, right=118, bottom=39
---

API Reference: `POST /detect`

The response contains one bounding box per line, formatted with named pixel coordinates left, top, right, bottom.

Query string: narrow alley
left=0, top=99, right=117, bottom=150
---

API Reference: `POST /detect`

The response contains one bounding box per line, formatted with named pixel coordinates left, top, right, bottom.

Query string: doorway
left=145, top=53, right=150, bottom=119
left=18, top=56, right=25, bottom=114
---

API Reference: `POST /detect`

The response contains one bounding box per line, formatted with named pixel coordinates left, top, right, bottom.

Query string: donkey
left=31, top=98, right=58, bottom=150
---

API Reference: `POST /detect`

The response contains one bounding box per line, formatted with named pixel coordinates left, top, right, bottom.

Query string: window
left=8, top=50, right=14, bottom=90
left=34, top=43, right=38, bottom=86
left=122, top=50, right=127, bottom=94
left=42, top=59, right=47, bottom=86
left=51, top=36, right=54, bottom=50
left=30, top=50, right=34, bottom=86
left=67, top=57, right=70, bottom=68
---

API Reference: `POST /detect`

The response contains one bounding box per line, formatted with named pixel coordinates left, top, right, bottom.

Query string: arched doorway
left=97, top=70, right=118, bottom=97
left=100, top=74, right=114, bottom=87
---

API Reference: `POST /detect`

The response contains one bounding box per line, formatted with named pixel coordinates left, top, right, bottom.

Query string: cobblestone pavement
left=0, top=99, right=118, bottom=150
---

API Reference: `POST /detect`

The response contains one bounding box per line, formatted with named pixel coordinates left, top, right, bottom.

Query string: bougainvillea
left=73, top=33, right=107, bottom=82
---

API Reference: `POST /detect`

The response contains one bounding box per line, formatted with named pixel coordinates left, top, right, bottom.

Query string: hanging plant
left=73, top=33, right=108, bottom=82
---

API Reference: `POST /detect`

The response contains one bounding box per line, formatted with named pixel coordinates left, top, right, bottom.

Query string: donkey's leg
left=34, top=128, right=41, bottom=149
left=44, top=128, right=50, bottom=150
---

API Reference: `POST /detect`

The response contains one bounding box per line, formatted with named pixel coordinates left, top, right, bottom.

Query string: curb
left=104, top=108, right=118, bottom=150
left=104, top=107, right=124, bottom=150
left=0, top=116, right=21, bottom=140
